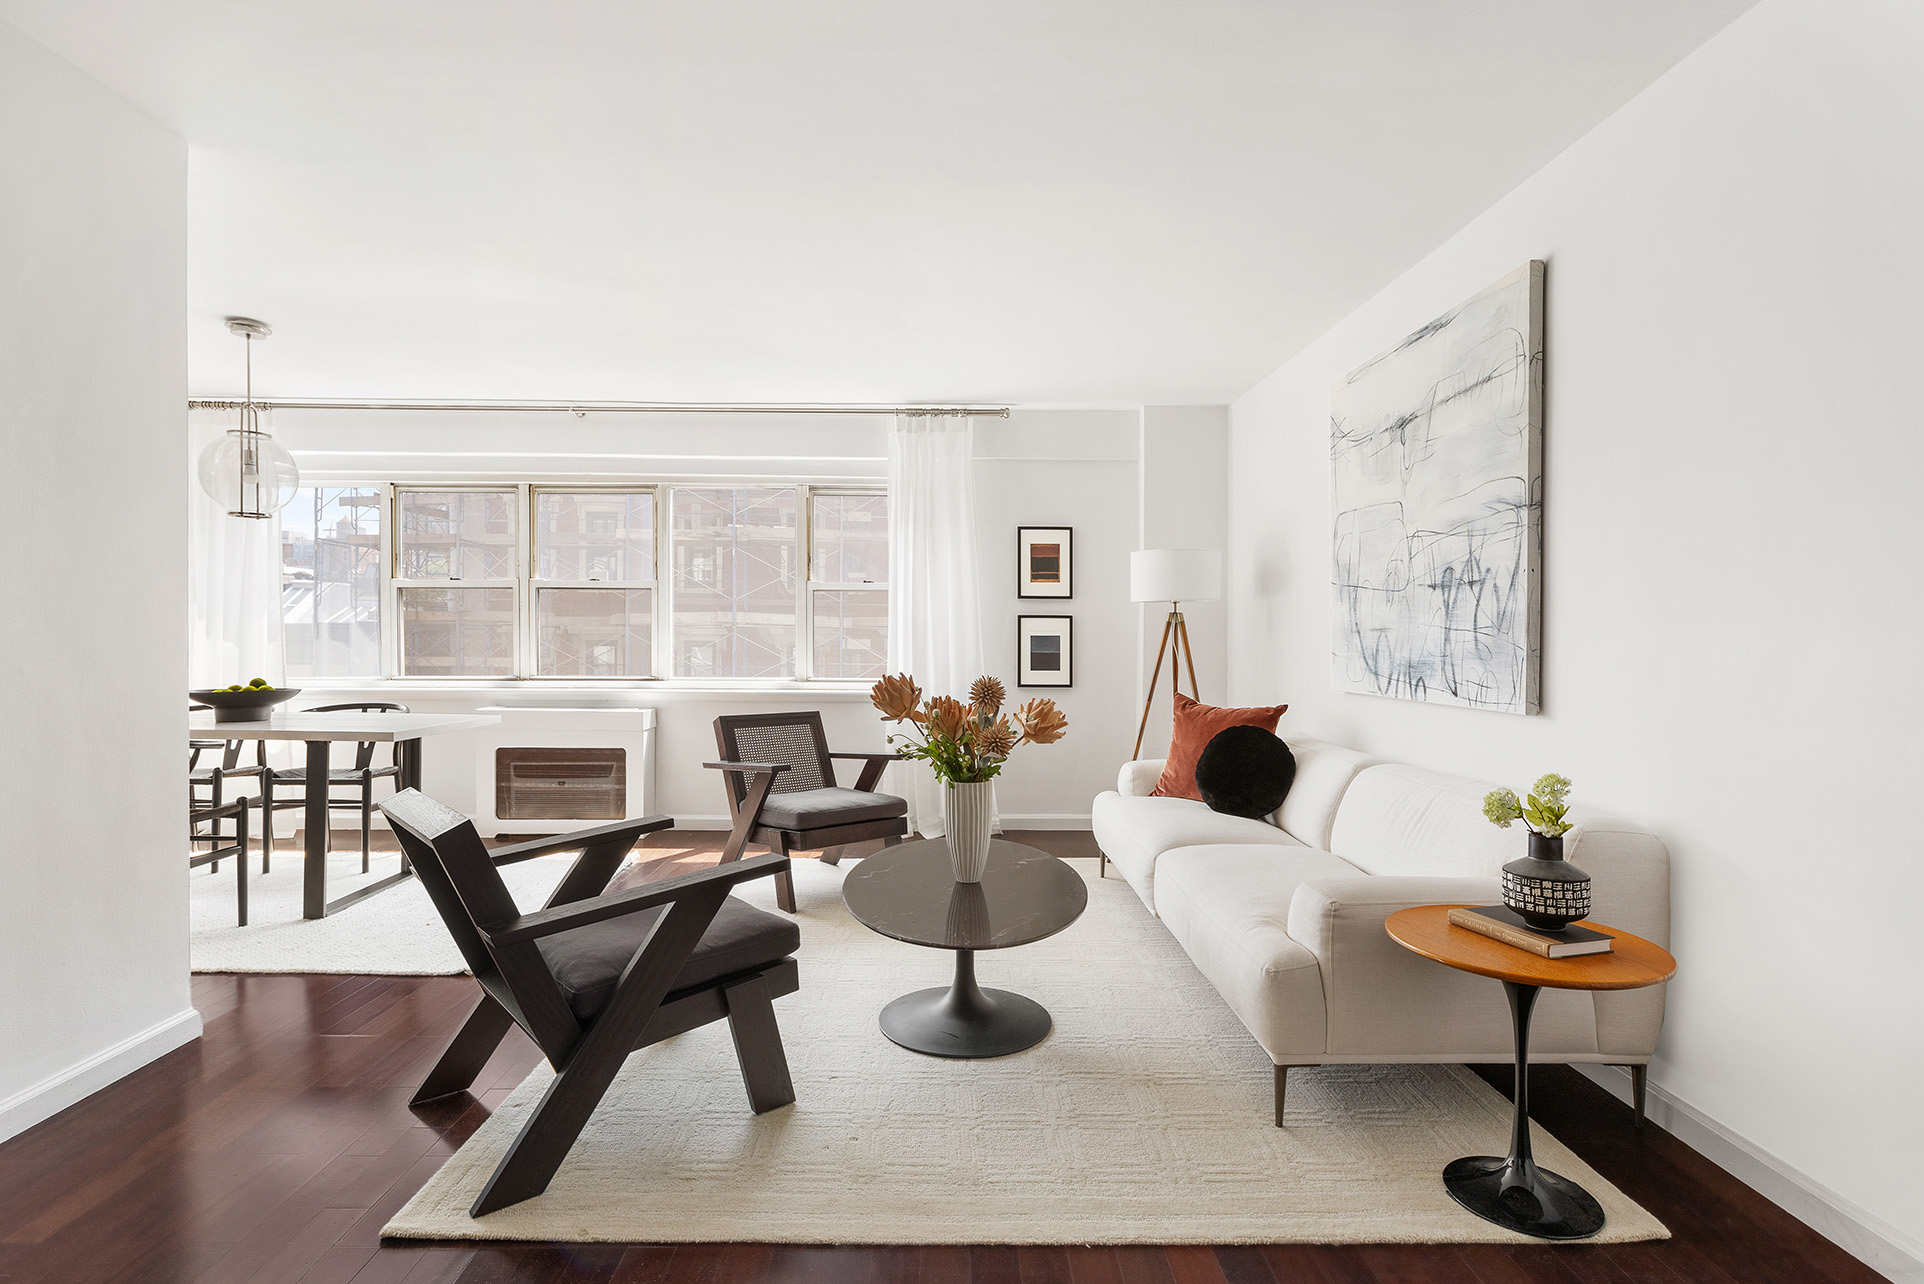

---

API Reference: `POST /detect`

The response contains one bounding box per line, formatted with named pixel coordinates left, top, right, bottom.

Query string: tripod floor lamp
left=1131, top=548, right=1224, bottom=759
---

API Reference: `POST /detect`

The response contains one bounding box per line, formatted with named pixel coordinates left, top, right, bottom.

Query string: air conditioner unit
left=472, top=706, right=657, bottom=838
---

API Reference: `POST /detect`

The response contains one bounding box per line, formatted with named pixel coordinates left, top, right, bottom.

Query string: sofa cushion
left=1152, top=694, right=1288, bottom=800
left=1327, top=764, right=1518, bottom=878
left=1091, top=791, right=1301, bottom=914
left=755, top=787, right=907, bottom=830
left=1151, top=845, right=1363, bottom=1058
left=1195, top=728, right=1295, bottom=818
left=1272, top=739, right=1377, bottom=851
left=537, top=894, right=800, bottom=1019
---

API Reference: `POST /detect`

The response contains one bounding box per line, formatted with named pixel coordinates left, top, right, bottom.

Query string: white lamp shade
left=1131, top=548, right=1223, bottom=603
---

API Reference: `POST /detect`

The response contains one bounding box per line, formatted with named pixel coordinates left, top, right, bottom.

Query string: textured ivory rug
left=386, top=858, right=1667, bottom=1246
left=191, top=849, right=573, bottom=974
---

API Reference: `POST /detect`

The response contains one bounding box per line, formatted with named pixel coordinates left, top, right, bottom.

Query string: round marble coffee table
left=842, top=836, right=1088, bottom=1058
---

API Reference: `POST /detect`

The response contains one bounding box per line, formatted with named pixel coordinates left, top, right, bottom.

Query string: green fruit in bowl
left=248, top=677, right=268, bottom=688
left=226, top=684, right=245, bottom=692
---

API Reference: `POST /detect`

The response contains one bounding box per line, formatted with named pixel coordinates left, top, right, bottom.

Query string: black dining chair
left=262, top=702, right=409, bottom=871
left=381, top=789, right=800, bottom=1216
left=190, top=798, right=249, bottom=926
left=189, top=702, right=268, bottom=872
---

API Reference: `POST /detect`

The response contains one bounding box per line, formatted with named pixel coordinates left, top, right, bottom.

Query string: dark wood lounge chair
left=380, top=789, right=800, bottom=1216
left=709, top=711, right=908, bottom=912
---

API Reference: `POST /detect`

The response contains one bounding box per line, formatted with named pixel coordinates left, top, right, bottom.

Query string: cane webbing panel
left=731, top=722, right=829, bottom=794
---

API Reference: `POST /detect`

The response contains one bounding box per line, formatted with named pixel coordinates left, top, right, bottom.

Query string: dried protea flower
left=977, top=719, right=1018, bottom=758
left=968, top=675, right=1006, bottom=718
left=870, top=672, right=922, bottom=722
left=1014, top=698, right=1068, bottom=745
left=924, top=695, right=971, bottom=744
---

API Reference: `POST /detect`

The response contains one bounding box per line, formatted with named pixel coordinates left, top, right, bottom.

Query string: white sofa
left=1090, top=739, right=1670, bottom=1124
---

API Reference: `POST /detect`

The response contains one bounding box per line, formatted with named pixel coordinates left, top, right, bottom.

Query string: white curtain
left=885, top=414, right=995, bottom=837
left=188, top=407, right=286, bottom=688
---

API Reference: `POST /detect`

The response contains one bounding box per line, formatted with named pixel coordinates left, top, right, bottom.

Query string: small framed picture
left=1017, top=526, right=1073, bottom=598
left=1017, top=615, right=1073, bottom=687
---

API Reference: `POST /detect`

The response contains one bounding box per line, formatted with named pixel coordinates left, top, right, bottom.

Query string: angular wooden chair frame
left=709, top=710, right=906, bottom=913
left=380, top=789, right=799, bottom=1217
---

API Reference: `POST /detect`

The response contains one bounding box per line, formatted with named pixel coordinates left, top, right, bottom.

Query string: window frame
left=527, top=484, right=663, bottom=680
left=316, top=479, right=886, bottom=685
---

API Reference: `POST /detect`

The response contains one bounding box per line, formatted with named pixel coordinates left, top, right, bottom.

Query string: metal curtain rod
left=187, top=398, right=1010, bottom=417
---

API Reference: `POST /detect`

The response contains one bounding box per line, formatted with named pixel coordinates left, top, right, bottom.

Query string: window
left=395, top=490, right=518, bottom=677
left=671, top=487, right=798, bottom=678
left=534, top=490, right=655, bottom=677
left=809, top=492, right=889, bottom=680
left=279, top=481, right=883, bottom=682
left=281, top=486, right=383, bottom=678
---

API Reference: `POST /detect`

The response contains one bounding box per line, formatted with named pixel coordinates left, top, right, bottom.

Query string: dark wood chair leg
left=773, top=836, right=796, bottom=914
left=236, top=806, right=249, bottom=927
left=723, top=973, right=796, bottom=1113
left=881, top=834, right=902, bottom=847
left=470, top=892, right=727, bottom=1217
left=1630, top=1064, right=1648, bottom=1128
left=361, top=779, right=373, bottom=873
left=260, top=773, right=273, bottom=873
left=1274, top=1064, right=1288, bottom=1126
left=818, top=844, right=845, bottom=867
left=412, top=993, right=516, bottom=1106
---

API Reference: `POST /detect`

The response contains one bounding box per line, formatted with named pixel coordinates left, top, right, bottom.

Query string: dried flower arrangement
left=870, top=672, right=1068, bottom=785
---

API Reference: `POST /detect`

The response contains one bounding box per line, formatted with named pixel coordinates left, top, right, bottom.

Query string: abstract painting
left=1330, top=261, right=1544, bottom=714
left=1017, top=615, right=1073, bottom=687
left=1018, top=526, right=1073, bottom=598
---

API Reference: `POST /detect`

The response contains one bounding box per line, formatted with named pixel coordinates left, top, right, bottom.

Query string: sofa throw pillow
left=1151, top=693, right=1289, bottom=801
left=1194, top=726, right=1297, bottom=818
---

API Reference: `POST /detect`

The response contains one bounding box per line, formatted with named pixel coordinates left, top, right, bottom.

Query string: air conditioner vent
left=495, top=746, right=626, bottom=821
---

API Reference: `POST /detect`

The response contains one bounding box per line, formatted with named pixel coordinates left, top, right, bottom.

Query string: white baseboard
left=1575, top=1065, right=1922, bottom=1283
left=0, top=1008, right=203, bottom=1146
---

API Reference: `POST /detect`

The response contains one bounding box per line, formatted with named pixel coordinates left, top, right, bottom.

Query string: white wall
left=1226, top=0, right=1923, bottom=1272
left=1136, top=407, right=1229, bottom=759
left=0, top=20, right=196, bottom=1140
left=273, top=407, right=1150, bottom=827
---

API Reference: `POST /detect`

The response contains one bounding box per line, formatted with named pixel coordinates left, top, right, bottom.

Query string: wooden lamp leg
left=1132, top=610, right=1176, bottom=759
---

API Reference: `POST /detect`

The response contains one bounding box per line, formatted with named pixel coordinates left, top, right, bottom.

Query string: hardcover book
left=1447, top=905, right=1614, bottom=959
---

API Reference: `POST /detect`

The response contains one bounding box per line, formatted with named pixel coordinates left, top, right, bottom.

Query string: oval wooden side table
left=1385, top=905, right=1676, bottom=1241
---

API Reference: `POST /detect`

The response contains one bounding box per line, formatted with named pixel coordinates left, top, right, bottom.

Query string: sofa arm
left=1287, top=875, right=1501, bottom=968
left=1118, top=759, right=1164, bottom=797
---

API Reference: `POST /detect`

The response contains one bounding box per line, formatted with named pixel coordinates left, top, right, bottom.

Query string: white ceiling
left=4, top=0, right=1753, bottom=405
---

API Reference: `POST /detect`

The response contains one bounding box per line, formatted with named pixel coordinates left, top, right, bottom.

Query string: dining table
left=187, top=709, right=500, bottom=918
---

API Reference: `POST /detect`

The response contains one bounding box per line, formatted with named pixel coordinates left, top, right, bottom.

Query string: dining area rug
left=385, top=859, right=1668, bottom=1246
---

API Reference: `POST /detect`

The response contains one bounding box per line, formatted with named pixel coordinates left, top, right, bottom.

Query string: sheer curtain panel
left=885, top=414, right=994, bottom=836
left=188, top=407, right=286, bottom=688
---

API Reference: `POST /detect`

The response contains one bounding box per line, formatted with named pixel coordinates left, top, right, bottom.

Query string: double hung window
left=282, top=482, right=887, bottom=682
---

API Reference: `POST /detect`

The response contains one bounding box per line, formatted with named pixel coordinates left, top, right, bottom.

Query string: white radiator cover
left=472, top=706, right=657, bottom=837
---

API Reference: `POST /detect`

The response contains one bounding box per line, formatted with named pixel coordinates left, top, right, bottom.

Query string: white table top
left=187, top=711, right=500, bottom=741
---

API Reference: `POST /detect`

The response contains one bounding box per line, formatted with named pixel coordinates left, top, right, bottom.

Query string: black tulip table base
left=878, top=948, right=1052, bottom=1058
left=1445, top=979, right=1606, bottom=1240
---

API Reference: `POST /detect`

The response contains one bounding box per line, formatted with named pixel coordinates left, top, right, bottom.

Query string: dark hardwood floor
left=0, top=831, right=1886, bottom=1283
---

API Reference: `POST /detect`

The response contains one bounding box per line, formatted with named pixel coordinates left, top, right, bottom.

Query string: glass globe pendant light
left=196, top=316, right=299, bottom=518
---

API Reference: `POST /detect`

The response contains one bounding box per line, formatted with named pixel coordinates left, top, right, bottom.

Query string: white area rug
left=191, top=850, right=573, bottom=974
left=387, top=859, right=1667, bottom=1245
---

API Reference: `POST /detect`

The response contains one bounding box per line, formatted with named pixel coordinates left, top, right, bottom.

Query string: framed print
left=1017, top=526, right=1073, bottom=598
left=1017, top=615, right=1073, bottom=687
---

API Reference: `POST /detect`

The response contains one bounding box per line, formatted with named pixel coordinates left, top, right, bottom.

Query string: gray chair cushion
left=756, top=787, right=907, bottom=830
left=537, top=894, right=800, bottom=1019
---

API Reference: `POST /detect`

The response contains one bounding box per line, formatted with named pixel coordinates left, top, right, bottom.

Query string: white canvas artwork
left=1330, top=261, right=1544, bottom=715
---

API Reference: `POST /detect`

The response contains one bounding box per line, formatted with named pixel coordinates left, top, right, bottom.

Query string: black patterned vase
left=1500, top=832, right=1592, bottom=930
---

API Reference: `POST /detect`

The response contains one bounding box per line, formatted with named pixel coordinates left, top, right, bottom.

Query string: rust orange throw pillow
left=1151, top=693, right=1289, bottom=801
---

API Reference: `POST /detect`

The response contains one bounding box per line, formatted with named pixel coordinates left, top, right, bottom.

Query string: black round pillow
left=1194, top=726, right=1296, bottom=818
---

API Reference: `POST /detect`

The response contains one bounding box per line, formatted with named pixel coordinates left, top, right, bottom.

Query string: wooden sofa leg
left=1274, top=1065, right=1288, bottom=1126
left=1630, top=1064, right=1647, bottom=1128
left=818, top=845, right=844, bottom=867
left=724, top=973, right=796, bottom=1114
left=1098, top=850, right=1107, bottom=879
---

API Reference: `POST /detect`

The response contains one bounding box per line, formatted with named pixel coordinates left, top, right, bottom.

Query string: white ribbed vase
left=944, top=780, right=994, bottom=883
